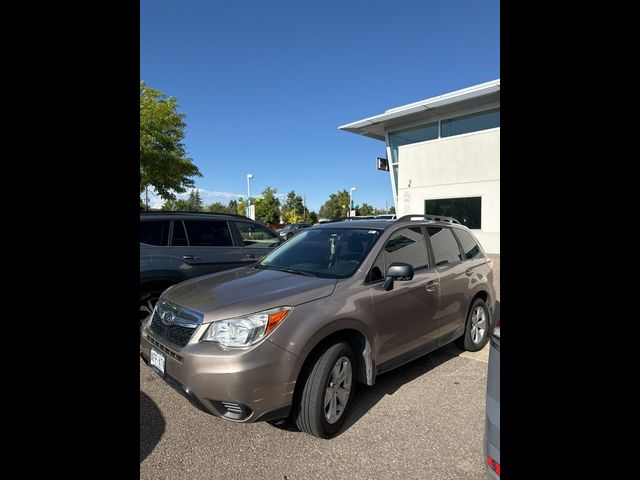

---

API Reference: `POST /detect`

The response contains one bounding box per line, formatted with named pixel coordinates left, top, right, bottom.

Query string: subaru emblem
left=161, top=309, right=176, bottom=326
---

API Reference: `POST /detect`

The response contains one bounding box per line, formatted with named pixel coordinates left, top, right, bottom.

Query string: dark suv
left=140, top=212, right=281, bottom=320
left=140, top=214, right=496, bottom=438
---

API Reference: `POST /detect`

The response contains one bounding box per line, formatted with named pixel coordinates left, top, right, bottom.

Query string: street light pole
left=246, top=174, right=254, bottom=205
left=349, top=187, right=357, bottom=217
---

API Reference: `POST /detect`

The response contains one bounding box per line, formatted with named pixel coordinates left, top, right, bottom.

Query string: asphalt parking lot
left=141, top=255, right=500, bottom=479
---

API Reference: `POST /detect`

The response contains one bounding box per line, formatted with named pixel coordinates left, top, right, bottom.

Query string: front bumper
left=140, top=327, right=298, bottom=423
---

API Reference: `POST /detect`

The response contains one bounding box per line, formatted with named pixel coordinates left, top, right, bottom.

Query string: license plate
left=150, top=348, right=165, bottom=376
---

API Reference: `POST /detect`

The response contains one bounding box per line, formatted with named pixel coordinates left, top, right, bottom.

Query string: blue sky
left=141, top=0, right=499, bottom=211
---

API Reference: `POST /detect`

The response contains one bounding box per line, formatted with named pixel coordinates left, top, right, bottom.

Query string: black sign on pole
left=377, top=157, right=389, bottom=171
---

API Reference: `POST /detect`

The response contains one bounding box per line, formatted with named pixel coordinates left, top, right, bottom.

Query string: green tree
left=236, top=197, right=249, bottom=216
left=161, top=198, right=177, bottom=210
left=358, top=203, right=375, bottom=216
left=308, top=211, right=318, bottom=223
left=282, top=190, right=309, bottom=223
left=255, top=186, right=281, bottom=224
left=140, top=82, right=202, bottom=206
left=186, top=189, right=203, bottom=211
left=204, top=202, right=233, bottom=214
left=159, top=189, right=202, bottom=211
left=319, top=190, right=350, bottom=219
left=227, top=199, right=238, bottom=213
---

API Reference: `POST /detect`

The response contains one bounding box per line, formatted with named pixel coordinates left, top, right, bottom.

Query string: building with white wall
left=339, top=79, right=500, bottom=253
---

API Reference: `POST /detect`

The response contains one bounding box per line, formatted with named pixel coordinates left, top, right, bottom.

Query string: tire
left=295, top=342, right=356, bottom=439
left=456, top=297, right=491, bottom=352
left=286, top=233, right=293, bottom=240
left=139, top=286, right=166, bottom=322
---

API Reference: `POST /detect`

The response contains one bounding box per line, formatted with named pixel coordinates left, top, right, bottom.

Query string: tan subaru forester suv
left=140, top=215, right=496, bottom=438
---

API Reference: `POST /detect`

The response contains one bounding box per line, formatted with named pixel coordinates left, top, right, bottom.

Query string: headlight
left=201, top=306, right=292, bottom=348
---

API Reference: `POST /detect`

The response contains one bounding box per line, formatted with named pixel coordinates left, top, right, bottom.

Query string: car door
left=425, top=226, right=469, bottom=344
left=368, top=226, right=440, bottom=366
left=233, top=221, right=281, bottom=264
left=140, top=218, right=172, bottom=278
left=177, top=219, right=247, bottom=278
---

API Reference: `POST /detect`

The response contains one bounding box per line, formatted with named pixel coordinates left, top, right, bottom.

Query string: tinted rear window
left=427, top=227, right=462, bottom=266
left=184, top=220, right=233, bottom=247
left=172, top=220, right=188, bottom=246
left=453, top=228, right=484, bottom=260
left=140, top=220, right=169, bottom=246
left=235, top=222, right=279, bottom=248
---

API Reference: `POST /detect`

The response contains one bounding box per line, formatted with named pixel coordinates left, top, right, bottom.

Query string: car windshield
left=258, top=227, right=383, bottom=279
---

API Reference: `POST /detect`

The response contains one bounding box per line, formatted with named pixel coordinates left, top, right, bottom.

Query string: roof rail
left=140, top=210, right=250, bottom=219
left=396, top=214, right=461, bottom=224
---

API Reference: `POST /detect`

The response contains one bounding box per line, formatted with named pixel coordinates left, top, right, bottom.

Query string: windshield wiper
left=258, top=264, right=317, bottom=277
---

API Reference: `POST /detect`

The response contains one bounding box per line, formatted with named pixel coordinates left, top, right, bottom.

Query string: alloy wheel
left=470, top=306, right=487, bottom=344
left=324, top=356, right=352, bottom=424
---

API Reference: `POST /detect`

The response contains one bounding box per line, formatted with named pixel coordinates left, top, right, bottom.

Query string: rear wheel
left=295, top=342, right=356, bottom=438
left=456, top=298, right=491, bottom=351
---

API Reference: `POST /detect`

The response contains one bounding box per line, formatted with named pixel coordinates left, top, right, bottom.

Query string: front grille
left=149, top=312, right=196, bottom=347
left=148, top=299, right=202, bottom=348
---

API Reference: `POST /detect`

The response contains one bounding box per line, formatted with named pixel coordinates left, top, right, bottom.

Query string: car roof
left=311, top=217, right=468, bottom=231
left=140, top=211, right=253, bottom=221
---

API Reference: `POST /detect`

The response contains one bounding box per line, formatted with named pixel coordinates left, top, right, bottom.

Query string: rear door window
left=184, top=220, right=234, bottom=247
left=426, top=227, right=463, bottom=266
left=140, top=220, right=169, bottom=246
left=235, top=222, right=280, bottom=248
left=171, top=220, right=188, bottom=246
left=452, top=228, right=484, bottom=260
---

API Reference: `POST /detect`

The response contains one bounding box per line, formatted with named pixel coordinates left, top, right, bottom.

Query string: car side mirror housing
left=383, top=262, right=415, bottom=291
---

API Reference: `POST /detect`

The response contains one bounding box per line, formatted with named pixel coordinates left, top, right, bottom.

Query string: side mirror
left=383, top=262, right=415, bottom=291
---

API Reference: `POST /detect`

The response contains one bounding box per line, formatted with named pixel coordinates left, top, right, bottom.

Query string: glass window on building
left=389, top=122, right=439, bottom=149
left=425, top=197, right=482, bottom=229
left=440, top=108, right=500, bottom=137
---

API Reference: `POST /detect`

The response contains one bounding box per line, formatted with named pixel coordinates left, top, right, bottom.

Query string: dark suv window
left=140, top=220, right=169, bottom=246
left=453, top=228, right=484, bottom=260
left=427, top=227, right=462, bottom=266
left=184, top=220, right=233, bottom=247
left=236, top=222, right=280, bottom=248
left=172, top=220, right=188, bottom=246
left=369, top=227, right=429, bottom=282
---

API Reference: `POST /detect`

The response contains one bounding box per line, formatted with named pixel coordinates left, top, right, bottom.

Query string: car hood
left=162, top=266, right=338, bottom=323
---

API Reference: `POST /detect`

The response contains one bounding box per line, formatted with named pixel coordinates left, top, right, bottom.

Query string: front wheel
left=295, top=342, right=356, bottom=438
left=139, top=287, right=165, bottom=322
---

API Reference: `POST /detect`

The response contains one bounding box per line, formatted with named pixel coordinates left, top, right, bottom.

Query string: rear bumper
left=140, top=327, right=298, bottom=423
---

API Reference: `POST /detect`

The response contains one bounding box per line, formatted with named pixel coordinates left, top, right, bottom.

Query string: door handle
left=465, top=268, right=473, bottom=276
left=182, top=255, right=200, bottom=260
left=246, top=253, right=257, bottom=259
left=426, top=280, right=439, bottom=292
